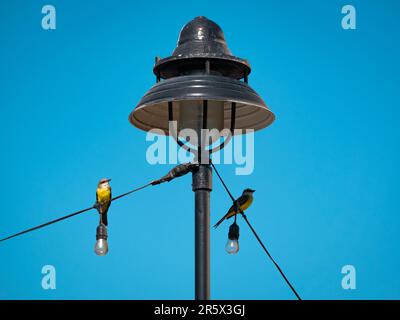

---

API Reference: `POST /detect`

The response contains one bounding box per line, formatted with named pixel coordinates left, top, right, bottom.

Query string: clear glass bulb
left=225, top=239, right=239, bottom=254
left=94, top=238, right=108, bottom=256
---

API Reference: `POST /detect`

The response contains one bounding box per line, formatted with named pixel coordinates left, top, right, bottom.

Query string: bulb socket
left=96, top=223, right=108, bottom=240
left=228, top=222, right=240, bottom=241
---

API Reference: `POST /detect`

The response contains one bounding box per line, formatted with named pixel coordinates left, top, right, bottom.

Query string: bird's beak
left=250, top=189, right=256, bottom=192
left=107, top=179, right=112, bottom=182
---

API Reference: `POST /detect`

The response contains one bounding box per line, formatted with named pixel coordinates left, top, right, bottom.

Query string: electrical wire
left=0, top=182, right=153, bottom=243
left=210, top=160, right=302, bottom=300
left=241, top=213, right=302, bottom=300
left=0, top=163, right=197, bottom=244
left=0, top=205, right=95, bottom=243
left=111, top=182, right=153, bottom=201
left=0, top=161, right=301, bottom=299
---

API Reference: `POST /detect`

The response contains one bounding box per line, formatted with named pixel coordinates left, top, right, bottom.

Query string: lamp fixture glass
left=226, top=222, right=240, bottom=255
left=225, top=238, right=239, bottom=254
left=95, top=223, right=108, bottom=256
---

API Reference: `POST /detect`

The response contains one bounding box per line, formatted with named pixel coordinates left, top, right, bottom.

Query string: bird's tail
left=101, top=212, right=108, bottom=226
left=97, top=202, right=110, bottom=226
left=213, top=215, right=226, bottom=228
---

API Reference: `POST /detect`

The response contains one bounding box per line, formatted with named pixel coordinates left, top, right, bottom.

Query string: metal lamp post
left=129, top=16, right=274, bottom=300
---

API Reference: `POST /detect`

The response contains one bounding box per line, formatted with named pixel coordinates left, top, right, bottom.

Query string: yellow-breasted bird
left=96, top=178, right=112, bottom=226
left=213, top=188, right=255, bottom=228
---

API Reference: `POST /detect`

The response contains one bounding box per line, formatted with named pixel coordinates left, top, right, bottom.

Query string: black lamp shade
left=130, top=16, right=275, bottom=136
left=129, top=74, right=274, bottom=135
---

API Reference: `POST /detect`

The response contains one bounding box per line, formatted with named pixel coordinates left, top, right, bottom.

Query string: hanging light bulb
left=225, top=222, right=240, bottom=254
left=95, top=223, right=108, bottom=256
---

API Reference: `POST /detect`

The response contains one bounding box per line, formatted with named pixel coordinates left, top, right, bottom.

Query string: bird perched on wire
left=213, top=188, right=255, bottom=228
left=95, top=178, right=112, bottom=226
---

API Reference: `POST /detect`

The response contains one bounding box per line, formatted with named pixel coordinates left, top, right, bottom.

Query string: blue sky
left=0, top=0, right=399, bottom=299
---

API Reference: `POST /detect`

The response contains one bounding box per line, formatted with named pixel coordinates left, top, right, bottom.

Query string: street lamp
left=129, top=16, right=274, bottom=300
